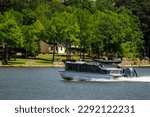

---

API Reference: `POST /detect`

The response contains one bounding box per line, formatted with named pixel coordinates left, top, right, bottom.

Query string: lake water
left=0, top=67, right=150, bottom=100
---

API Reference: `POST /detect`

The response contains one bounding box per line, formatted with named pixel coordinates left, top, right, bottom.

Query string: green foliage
left=35, top=3, right=50, bottom=20
left=121, top=42, right=137, bottom=58
left=95, top=0, right=116, bottom=12
left=74, top=8, right=94, bottom=52
left=0, top=10, right=23, bottom=48
left=22, top=20, right=44, bottom=53
left=115, top=0, right=150, bottom=57
left=0, top=0, right=145, bottom=61
left=0, top=13, right=4, bottom=23
left=8, top=9, right=23, bottom=25
left=93, top=8, right=143, bottom=58
left=64, top=0, right=96, bottom=13
left=48, top=0, right=66, bottom=14
left=22, top=8, right=37, bottom=25
left=61, top=11, right=80, bottom=45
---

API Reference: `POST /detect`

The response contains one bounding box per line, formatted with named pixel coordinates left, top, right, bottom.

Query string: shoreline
left=0, top=65, right=65, bottom=68
left=0, top=63, right=65, bottom=67
left=0, top=63, right=150, bottom=68
left=0, top=63, right=65, bottom=68
left=0, top=59, right=150, bottom=68
left=118, top=64, right=150, bottom=68
left=0, top=61, right=65, bottom=68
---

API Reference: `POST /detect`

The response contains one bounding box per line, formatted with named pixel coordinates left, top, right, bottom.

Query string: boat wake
left=89, top=76, right=150, bottom=83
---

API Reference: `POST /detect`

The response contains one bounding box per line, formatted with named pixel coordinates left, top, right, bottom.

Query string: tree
left=63, top=0, right=96, bottom=13
left=22, top=8, right=37, bottom=25
left=48, top=0, right=66, bottom=14
left=21, top=8, right=44, bottom=58
left=35, top=2, right=50, bottom=22
left=73, top=8, right=93, bottom=60
left=45, top=14, right=63, bottom=61
left=0, top=10, right=23, bottom=64
left=93, top=8, right=143, bottom=59
left=22, top=20, right=44, bottom=58
left=9, top=0, right=47, bottom=11
left=115, top=0, right=150, bottom=57
left=0, top=0, right=11, bottom=13
left=43, top=11, right=79, bottom=61
left=61, top=11, right=80, bottom=60
left=95, top=0, right=116, bottom=12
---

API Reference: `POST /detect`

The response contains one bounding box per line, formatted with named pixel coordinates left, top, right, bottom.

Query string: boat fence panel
left=65, top=62, right=106, bottom=74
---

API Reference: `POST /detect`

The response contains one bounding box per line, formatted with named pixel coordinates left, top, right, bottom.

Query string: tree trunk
left=82, top=40, right=86, bottom=61
left=66, top=44, right=69, bottom=61
left=98, top=49, right=100, bottom=60
left=68, top=44, right=72, bottom=60
left=25, top=50, right=28, bottom=59
left=147, top=38, right=150, bottom=58
left=14, top=50, right=16, bottom=61
left=66, top=40, right=71, bottom=61
left=52, top=43, right=55, bottom=61
left=80, top=40, right=82, bottom=60
left=3, top=43, right=8, bottom=65
left=82, top=47, right=85, bottom=61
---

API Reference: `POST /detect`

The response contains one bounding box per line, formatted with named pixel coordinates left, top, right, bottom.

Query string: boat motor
left=123, top=68, right=138, bottom=77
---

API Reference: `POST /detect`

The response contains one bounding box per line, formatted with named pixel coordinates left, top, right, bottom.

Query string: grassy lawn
left=6, top=54, right=78, bottom=65
left=5, top=54, right=90, bottom=66
left=8, top=58, right=26, bottom=65
left=36, top=54, right=81, bottom=62
left=7, top=54, right=53, bottom=65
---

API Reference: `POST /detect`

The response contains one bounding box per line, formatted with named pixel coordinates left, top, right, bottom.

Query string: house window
left=51, top=46, right=53, bottom=51
left=56, top=47, right=58, bottom=51
left=61, top=46, right=63, bottom=51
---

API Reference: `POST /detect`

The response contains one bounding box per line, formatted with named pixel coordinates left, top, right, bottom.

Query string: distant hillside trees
left=0, top=0, right=144, bottom=63
left=115, top=0, right=150, bottom=57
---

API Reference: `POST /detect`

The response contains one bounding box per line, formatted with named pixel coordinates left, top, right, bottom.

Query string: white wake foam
left=90, top=76, right=150, bottom=83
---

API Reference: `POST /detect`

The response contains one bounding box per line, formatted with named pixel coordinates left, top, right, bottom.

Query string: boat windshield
left=102, top=63, right=118, bottom=68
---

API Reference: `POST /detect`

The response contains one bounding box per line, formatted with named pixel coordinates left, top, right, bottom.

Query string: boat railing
left=65, top=61, right=106, bottom=73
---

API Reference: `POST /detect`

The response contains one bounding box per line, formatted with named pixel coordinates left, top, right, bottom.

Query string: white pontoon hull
left=59, top=71, right=122, bottom=81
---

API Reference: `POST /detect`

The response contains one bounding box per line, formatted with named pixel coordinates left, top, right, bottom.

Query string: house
left=48, top=44, right=65, bottom=54
left=39, top=41, right=66, bottom=54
